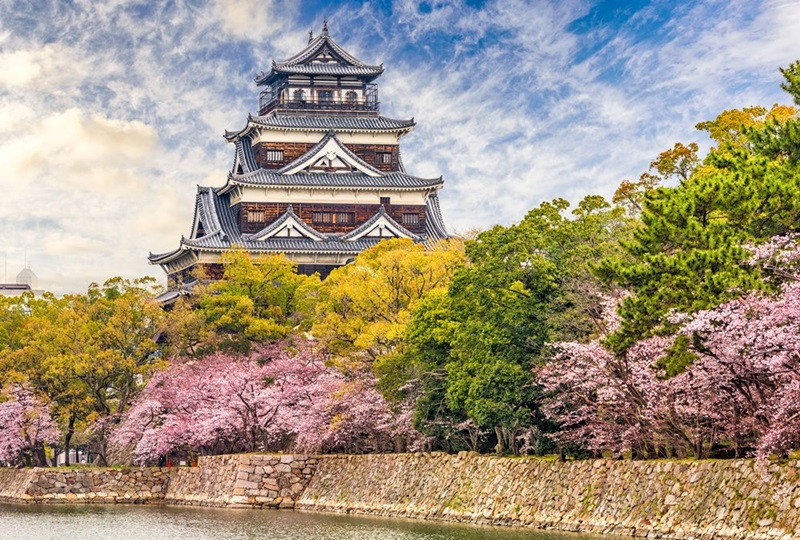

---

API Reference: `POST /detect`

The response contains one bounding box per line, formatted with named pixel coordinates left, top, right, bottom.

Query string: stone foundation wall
left=0, top=468, right=35, bottom=501
left=166, top=454, right=316, bottom=508
left=2, top=453, right=800, bottom=539
left=0, top=467, right=171, bottom=504
left=298, top=453, right=800, bottom=540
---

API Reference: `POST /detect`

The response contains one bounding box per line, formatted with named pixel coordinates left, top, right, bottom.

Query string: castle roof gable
left=243, top=206, right=325, bottom=242
left=278, top=130, right=383, bottom=176
left=340, top=206, right=421, bottom=242
left=255, top=23, right=383, bottom=85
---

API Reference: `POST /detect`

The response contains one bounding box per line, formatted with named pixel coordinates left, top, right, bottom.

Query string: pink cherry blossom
left=540, top=234, right=800, bottom=461
left=114, top=339, right=418, bottom=463
left=0, top=385, right=59, bottom=467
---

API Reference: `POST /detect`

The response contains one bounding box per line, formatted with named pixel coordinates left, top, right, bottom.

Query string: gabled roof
left=255, top=22, right=383, bottom=85
left=150, top=188, right=442, bottom=273
left=243, top=206, right=324, bottom=242
left=224, top=114, right=415, bottom=141
left=221, top=128, right=441, bottom=192
left=278, top=130, right=383, bottom=176
left=341, top=206, right=422, bottom=242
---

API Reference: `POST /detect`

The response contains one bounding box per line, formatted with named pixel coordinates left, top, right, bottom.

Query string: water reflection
left=0, top=503, right=618, bottom=540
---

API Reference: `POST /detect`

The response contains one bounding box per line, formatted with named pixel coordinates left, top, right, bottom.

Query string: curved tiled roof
left=150, top=186, right=446, bottom=270
left=255, top=24, right=382, bottom=86
left=227, top=170, right=443, bottom=190
left=425, top=193, right=449, bottom=240
left=270, top=64, right=383, bottom=77
left=224, top=114, right=415, bottom=141
left=233, top=135, right=258, bottom=174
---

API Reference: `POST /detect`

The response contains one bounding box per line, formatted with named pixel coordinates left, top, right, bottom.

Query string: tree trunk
left=494, top=426, right=504, bottom=454
left=34, top=445, right=48, bottom=467
left=64, top=415, right=76, bottom=466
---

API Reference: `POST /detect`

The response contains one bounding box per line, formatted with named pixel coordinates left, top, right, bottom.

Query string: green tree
left=312, top=238, right=465, bottom=364
left=599, top=62, right=800, bottom=370
left=613, top=142, right=700, bottom=215
left=166, top=250, right=321, bottom=354
left=389, top=196, right=630, bottom=453
left=0, top=278, right=164, bottom=464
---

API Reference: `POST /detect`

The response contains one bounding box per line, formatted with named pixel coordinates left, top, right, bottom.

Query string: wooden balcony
left=259, top=84, right=379, bottom=116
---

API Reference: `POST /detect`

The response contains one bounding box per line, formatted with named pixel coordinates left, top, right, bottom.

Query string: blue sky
left=0, top=0, right=798, bottom=293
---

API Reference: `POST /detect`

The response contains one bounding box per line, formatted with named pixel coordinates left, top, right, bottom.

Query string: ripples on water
left=0, top=503, right=615, bottom=540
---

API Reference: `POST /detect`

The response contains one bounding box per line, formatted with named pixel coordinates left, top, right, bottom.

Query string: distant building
left=0, top=283, right=31, bottom=297
left=0, top=266, right=44, bottom=297
left=149, top=22, right=449, bottom=288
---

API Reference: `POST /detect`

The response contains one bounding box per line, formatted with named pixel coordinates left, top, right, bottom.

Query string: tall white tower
left=16, top=267, right=39, bottom=290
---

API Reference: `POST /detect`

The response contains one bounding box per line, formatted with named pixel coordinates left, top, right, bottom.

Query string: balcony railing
left=259, top=84, right=379, bottom=116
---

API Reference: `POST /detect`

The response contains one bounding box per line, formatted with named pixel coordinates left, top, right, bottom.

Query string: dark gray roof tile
left=229, top=170, right=443, bottom=190
left=225, top=115, right=414, bottom=140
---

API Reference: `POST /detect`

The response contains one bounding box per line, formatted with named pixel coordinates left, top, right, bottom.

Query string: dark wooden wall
left=235, top=202, right=426, bottom=234
left=253, top=142, right=400, bottom=172
left=167, top=263, right=225, bottom=288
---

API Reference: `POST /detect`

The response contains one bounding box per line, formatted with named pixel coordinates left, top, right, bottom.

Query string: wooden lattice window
left=313, top=212, right=332, bottom=224
left=335, top=212, right=354, bottom=224
left=265, top=149, right=284, bottom=162
left=376, top=152, right=392, bottom=165
left=402, top=213, right=420, bottom=226
left=293, top=89, right=306, bottom=102
left=380, top=197, right=391, bottom=205
left=313, top=212, right=354, bottom=224
left=248, top=210, right=265, bottom=222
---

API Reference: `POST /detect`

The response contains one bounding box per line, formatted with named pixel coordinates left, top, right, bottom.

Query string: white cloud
left=0, top=0, right=798, bottom=293
left=211, top=0, right=300, bottom=45
left=0, top=44, right=90, bottom=89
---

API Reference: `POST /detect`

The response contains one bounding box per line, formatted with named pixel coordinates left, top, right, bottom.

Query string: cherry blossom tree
left=114, top=339, right=418, bottom=464
left=540, top=235, right=800, bottom=461
left=0, top=385, right=59, bottom=467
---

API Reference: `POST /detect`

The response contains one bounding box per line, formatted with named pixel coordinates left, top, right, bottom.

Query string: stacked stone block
left=298, top=453, right=800, bottom=540
left=166, top=454, right=316, bottom=508
left=0, top=467, right=170, bottom=504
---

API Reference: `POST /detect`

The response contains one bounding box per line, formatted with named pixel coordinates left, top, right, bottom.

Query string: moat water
left=0, top=503, right=621, bottom=540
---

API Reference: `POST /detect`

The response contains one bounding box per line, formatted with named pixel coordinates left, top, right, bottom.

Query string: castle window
left=313, top=211, right=354, bottom=224
left=402, top=213, right=420, bottom=226
left=380, top=197, right=391, bottom=206
left=293, top=89, right=306, bottom=103
left=318, top=90, right=333, bottom=103
left=335, top=212, right=355, bottom=224
left=247, top=210, right=265, bottom=222
left=345, top=90, right=357, bottom=103
left=376, top=152, right=392, bottom=165
left=265, top=149, right=284, bottom=162
left=313, top=212, right=331, bottom=224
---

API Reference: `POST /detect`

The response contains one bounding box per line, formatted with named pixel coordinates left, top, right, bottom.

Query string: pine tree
left=598, top=61, right=800, bottom=370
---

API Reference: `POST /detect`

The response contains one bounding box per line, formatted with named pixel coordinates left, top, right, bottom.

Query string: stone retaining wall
left=297, top=453, right=800, bottom=540
left=0, top=466, right=171, bottom=504
left=166, top=454, right=316, bottom=508
left=2, top=453, right=800, bottom=539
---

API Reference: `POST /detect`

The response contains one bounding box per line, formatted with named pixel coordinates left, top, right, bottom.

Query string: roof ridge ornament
left=308, top=29, right=313, bottom=44
left=322, top=19, right=329, bottom=35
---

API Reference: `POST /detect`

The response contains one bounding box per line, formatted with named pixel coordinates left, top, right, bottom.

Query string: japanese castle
left=149, top=22, right=449, bottom=288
